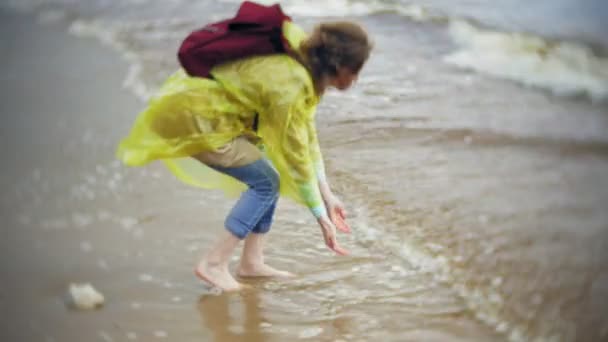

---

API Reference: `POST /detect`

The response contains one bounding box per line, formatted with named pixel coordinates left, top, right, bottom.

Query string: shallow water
left=1, top=1, right=607, bottom=341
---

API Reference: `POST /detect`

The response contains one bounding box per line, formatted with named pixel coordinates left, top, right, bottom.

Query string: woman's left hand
left=324, top=194, right=351, bottom=234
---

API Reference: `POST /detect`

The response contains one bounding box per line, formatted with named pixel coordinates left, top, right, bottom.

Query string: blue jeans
left=210, top=158, right=279, bottom=239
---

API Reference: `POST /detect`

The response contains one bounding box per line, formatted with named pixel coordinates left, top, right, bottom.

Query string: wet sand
left=0, top=10, right=205, bottom=341
left=0, top=10, right=234, bottom=341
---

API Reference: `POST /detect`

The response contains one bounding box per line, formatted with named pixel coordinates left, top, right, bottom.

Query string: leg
left=237, top=198, right=294, bottom=278
left=251, top=195, right=278, bottom=235
left=237, top=232, right=295, bottom=278
left=195, top=231, right=242, bottom=291
left=195, top=158, right=280, bottom=290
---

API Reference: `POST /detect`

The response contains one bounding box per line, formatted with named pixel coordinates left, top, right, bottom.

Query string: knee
left=264, top=166, right=281, bottom=196
left=253, top=164, right=280, bottom=198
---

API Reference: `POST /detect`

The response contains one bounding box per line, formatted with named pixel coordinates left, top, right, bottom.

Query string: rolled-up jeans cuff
left=225, top=216, right=250, bottom=239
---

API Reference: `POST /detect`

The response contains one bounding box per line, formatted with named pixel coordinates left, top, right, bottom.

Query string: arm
left=265, top=93, right=348, bottom=255
left=308, top=119, right=351, bottom=233
left=283, top=121, right=327, bottom=219
left=278, top=104, right=349, bottom=253
left=308, top=118, right=331, bottom=198
left=259, top=65, right=349, bottom=255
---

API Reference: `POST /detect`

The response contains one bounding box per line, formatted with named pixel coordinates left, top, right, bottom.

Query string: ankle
left=239, top=259, right=264, bottom=270
left=201, top=256, right=228, bottom=269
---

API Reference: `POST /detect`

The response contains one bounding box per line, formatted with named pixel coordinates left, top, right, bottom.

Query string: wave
left=381, top=3, right=608, bottom=103
left=216, top=0, right=444, bottom=23
left=444, top=20, right=608, bottom=103
left=394, top=4, right=608, bottom=102
left=395, top=4, right=608, bottom=102
left=216, top=0, right=385, bottom=17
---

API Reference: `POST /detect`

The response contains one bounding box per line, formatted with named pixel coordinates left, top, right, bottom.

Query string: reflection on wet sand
left=198, top=289, right=266, bottom=342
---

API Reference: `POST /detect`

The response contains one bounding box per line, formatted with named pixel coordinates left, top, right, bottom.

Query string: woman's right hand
left=317, top=215, right=349, bottom=256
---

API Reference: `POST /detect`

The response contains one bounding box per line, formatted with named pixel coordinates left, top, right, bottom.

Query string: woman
left=117, top=20, right=372, bottom=291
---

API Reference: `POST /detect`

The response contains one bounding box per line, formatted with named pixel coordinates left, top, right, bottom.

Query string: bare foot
left=195, top=260, right=243, bottom=292
left=236, top=263, right=295, bottom=278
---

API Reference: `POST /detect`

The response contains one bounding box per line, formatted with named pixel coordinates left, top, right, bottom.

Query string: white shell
left=68, top=283, right=105, bottom=310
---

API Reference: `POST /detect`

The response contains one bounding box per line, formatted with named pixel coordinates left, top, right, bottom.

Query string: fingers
left=319, top=216, right=350, bottom=256
left=337, top=206, right=347, bottom=220
left=334, top=218, right=351, bottom=234
left=330, top=208, right=351, bottom=234
left=324, top=232, right=349, bottom=256
left=325, top=226, right=336, bottom=247
left=322, top=229, right=332, bottom=248
left=330, top=243, right=349, bottom=256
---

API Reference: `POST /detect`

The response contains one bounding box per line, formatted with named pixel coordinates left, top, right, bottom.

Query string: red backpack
left=177, top=1, right=292, bottom=78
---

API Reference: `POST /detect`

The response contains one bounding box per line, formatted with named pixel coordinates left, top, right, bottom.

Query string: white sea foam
left=217, top=0, right=438, bottom=19
left=394, top=4, right=443, bottom=22
left=153, top=330, right=168, bottom=338
left=218, top=0, right=383, bottom=17
left=79, top=241, right=93, bottom=252
left=138, top=273, right=153, bottom=282
left=444, top=20, right=608, bottom=102
left=298, top=327, right=323, bottom=339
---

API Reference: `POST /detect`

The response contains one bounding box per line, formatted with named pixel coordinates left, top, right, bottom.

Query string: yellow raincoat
left=116, top=22, right=327, bottom=216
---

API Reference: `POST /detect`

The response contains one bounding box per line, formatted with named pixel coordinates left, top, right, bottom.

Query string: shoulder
left=282, top=21, right=307, bottom=52
left=213, top=53, right=310, bottom=88
left=261, top=55, right=311, bottom=85
left=247, top=55, right=316, bottom=101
